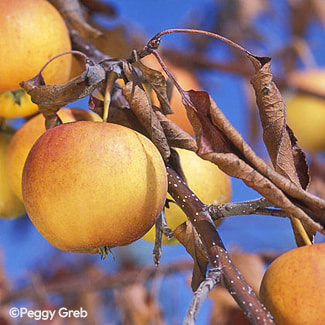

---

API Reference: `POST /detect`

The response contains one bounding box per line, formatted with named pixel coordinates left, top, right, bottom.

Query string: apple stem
left=166, top=165, right=274, bottom=325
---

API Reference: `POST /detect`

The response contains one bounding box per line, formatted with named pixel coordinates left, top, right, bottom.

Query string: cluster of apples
left=0, top=0, right=231, bottom=254
left=2, top=1, right=325, bottom=323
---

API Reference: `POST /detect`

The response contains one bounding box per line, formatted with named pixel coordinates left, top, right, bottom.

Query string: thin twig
left=208, top=197, right=289, bottom=220
left=184, top=268, right=221, bottom=325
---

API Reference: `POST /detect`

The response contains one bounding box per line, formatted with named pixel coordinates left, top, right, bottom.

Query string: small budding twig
left=166, top=165, right=274, bottom=325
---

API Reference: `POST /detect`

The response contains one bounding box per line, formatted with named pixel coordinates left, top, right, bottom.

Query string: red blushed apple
left=22, top=121, right=168, bottom=254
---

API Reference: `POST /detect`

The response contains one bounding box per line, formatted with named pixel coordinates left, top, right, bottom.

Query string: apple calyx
left=98, top=246, right=115, bottom=260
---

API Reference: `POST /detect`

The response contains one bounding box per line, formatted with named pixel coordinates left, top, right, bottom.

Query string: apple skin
left=259, top=243, right=325, bottom=325
left=286, top=94, right=325, bottom=152
left=142, top=148, right=231, bottom=244
left=6, top=108, right=102, bottom=201
left=0, top=132, right=25, bottom=219
left=22, top=121, right=168, bottom=253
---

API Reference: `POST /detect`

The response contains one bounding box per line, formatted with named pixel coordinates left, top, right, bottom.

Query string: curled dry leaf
left=89, top=89, right=197, bottom=153
left=50, top=0, right=102, bottom=39
left=136, top=59, right=173, bottom=115
left=249, top=55, right=309, bottom=189
left=122, top=81, right=171, bottom=160
left=20, top=54, right=106, bottom=129
left=249, top=54, right=313, bottom=245
left=174, top=221, right=208, bottom=291
left=153, top=107, right=197, bottom=152
left=181, top=90, right=325, bottom=234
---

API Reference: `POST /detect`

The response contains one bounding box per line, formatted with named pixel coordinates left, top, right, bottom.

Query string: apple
left=286, top=94, right=325, bottom=152
left=0, top=0, right=72, bottom=118
left=259, top=243, right=325, bottom=325
left=0, top=0, right=71, bottom=92
left=142, top=148, right=231, bottom=244
left=286, top=69, right=325, bottom=152
left=22, top=121, right=168, bottom=254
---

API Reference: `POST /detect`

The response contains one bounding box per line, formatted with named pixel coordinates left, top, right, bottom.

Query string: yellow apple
left=6, top=108, right=102, bottom=201
left=286, top=69, right=325, bottom=152
left=286, top=94, right=325, bottom=152
left=142, top=148, right=231, bottom=244
left=259, top=243, right=325, bottom=325
left=22, top=121, right=168, bottom=253
left=0, top=0, right=72, bottom=92
left=0, top=132, right=25, bottom=219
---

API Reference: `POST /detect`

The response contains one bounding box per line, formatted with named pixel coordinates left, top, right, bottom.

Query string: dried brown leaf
left=153, top=107, right=197, bottom=152
left=122, top=81, right=170, bottom=160
left=249, top=55, right=309, bottom=187
left=89, top=90, right=196, bottom=153
left=137, top=60, right=173, bottom=115
left=174, top=221, right=208, bottom=291
left=20, top=58, right=106, bottom=125
left=249, top=55, right=312, bottom=244
left=181, top=89, right=325, bottom=234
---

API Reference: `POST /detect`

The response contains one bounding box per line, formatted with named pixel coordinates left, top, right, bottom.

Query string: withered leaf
left=89, top=89, right=197, bottom=153
left=174, top=221, right=208, bottom=291
left=137, top=60, right=173, bottom=115
left=249, top=55, right=309, bottom=188
left=122, top=81, right=170, bottom=160
left=50, top=0, right=102, bottom=39
left=181, top=90, right=325, bottom=234
left=249, top=54, right=312, bottom=245
left=21, top=59, right=106, bottom=112
left=153, top=107, right=197, bottom=152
